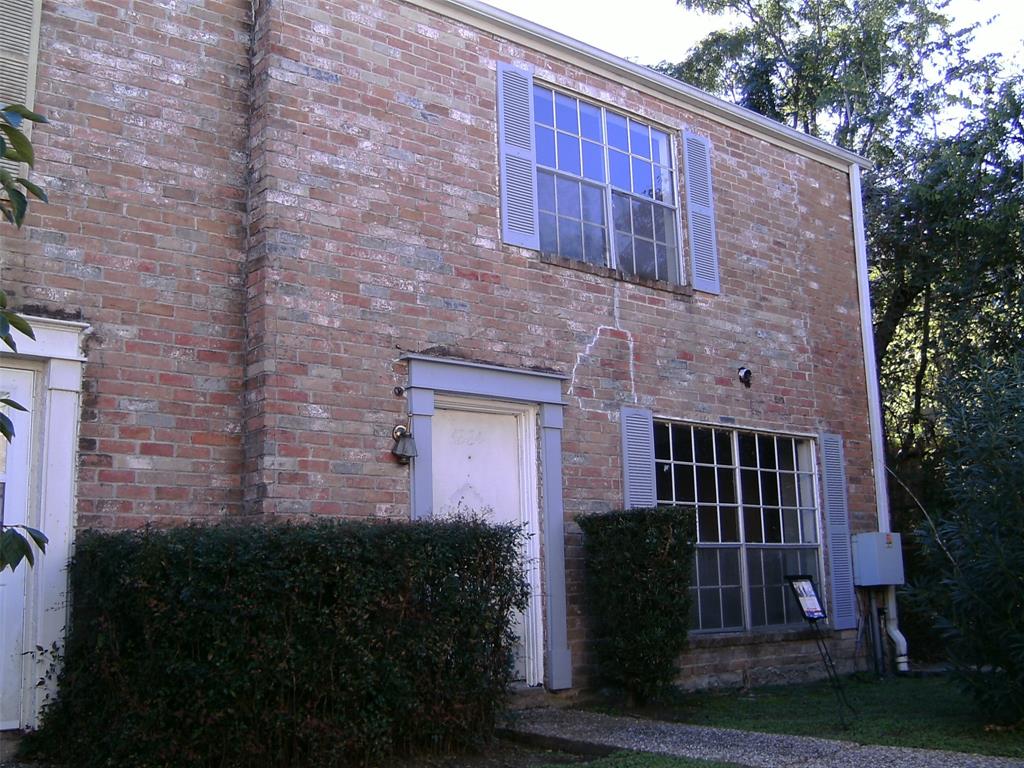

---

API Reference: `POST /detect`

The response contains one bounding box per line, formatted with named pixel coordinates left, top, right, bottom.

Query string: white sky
left=483, top=0, right=1023, bottom=71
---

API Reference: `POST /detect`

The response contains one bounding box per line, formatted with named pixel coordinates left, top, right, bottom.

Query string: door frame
left=403, top=354, right=572, bottom=690
left=433, top=394, right=543, bottom=686
left=0, top=316, right=87, bottom=730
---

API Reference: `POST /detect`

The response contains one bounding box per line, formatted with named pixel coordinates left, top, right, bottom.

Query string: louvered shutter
left=621, top=406, right=656, bottom=509
left=0, top=0, right=42, bottom=176
left=496, top=63, right=539, bottom=249
left=820, top=433, right=857, bottom=630
left=683, top=131, right=720, bottom=294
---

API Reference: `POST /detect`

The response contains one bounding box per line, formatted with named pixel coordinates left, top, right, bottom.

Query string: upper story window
left=532, top=86, right=679, bottom=284
left=497, top=63, right=721, bottom=294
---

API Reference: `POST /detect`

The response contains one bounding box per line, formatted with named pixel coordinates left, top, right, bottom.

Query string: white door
left=0, top=368, right=36, bottom=730
left=431, top=397, right=543, bottom=686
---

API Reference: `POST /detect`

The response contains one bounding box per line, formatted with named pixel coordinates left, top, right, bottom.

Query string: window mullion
left=735, top=431, right=753, bottom=631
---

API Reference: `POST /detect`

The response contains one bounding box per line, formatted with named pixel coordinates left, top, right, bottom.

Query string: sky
left=483, top=0, right=1023, bottom=71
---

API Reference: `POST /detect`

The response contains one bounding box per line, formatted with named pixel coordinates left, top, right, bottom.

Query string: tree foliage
left=0, top=103, right=47, bottom=572
left=909, top=353, right=1024, bottom=722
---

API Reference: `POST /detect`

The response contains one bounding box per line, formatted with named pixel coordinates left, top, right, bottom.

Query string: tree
left=909, top=352, right=1024, bottom=721
left=0, top=103, right=49, bottom=572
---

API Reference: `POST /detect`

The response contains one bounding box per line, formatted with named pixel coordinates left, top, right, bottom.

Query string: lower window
left=654, top=422, right=822, bottom=632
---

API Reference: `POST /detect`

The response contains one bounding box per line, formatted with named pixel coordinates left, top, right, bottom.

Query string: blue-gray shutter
left=496, top=63, right=539, bottom=249
left=621, top=406, right=656, bottom=509
left=820, top=433, right=857, bottom=630
left=683, top=131, right=720, bottom=294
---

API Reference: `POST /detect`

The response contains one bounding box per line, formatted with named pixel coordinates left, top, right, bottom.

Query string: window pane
left=632, top=199, right=654, bottom=239
left=611, top=191, right=631, bottom=233
left=800, top=509, right=818, bottom=543
left=555, top=92, right=578, bottom=133
left=656, top=461, right=673, bottom=502
left=761, top=471, right=779, bottom=507
left=579, top=101, right=602, bottom=140
left=655, top=422, right=670, bottom=459
left=741, top=468, right=760, bottom=504
left=556, top=133, right=581, bottom=175
left=651, top=128, right=671, bottom=165
left=606, top=112, right=628, bottom=150
left=744, top=506, right=763, bottom=543
left=696, top=549, right=719, bottom=586
left=714, top=431, right=733, bottom=465
left=615, top=236, right=633, bottom=274
left=539, top=212, right=557, bottom=253
left=699, top=589, right=723, bottom=629
left=582, top=140, right=605, bottom=182
left=534, top=86, right=554, bottom=126
left=722, top=587, right=743, bottom=628
left=777, top=437, right=795, bottom=470
left=694, top=428, right=714, bottom=464
left=629, top=119, right=651, bottom=158
left=672, top=424, right=693, bottom=461
left=747, top=549, right=764, bottom=586
left=536, top=125, right=556, bottom=168
left=720, top=548, right=740, bottom=583
left=698, top=506, right=719, bottom=542
left=674, top=464, right=695, bottom=503
left=738, top=433, right=757, bottom=467
left=696, top=466, right=716, bottom=503
left=609, top=150, right=630, bottom=190
left=583, top=224, right=606, bottom=266
left=557, top=217, right=582, bottom=261
left=632, top=157, right=654, bottom=197
left=537, top=171, right=555, bottom=213
left=581, top=185, right=604, bottom=224
left=720, top=506, right=739, bottom=542
left=758, top=435, right=776, bottom=469
left=717, top=468, right=736, bottom=504
left=782, top=508, right=799, bottom=542
left=654, top=167, right=674, bottom=203
left=780, top=474, right=797, bottom=507
left=655, top=244, right=669, bottom=282
left=633, top=238, right=656, bottom=280
left=764, top=509, right=782, bottom=543
left=556, top=176, right=581, bottom=218
left=764, top=586, right=785, bottom=625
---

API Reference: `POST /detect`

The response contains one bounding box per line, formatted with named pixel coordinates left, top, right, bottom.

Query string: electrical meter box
left=852, top=531, right=905, bottom=586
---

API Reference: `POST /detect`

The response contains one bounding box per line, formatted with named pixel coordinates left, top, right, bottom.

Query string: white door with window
left=0, top=367, right=36, bottom=730
left=431, top=396, right=544, bottom=686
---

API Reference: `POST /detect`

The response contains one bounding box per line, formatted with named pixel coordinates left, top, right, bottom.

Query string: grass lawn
left=597, top=674, right=1023, bottom=759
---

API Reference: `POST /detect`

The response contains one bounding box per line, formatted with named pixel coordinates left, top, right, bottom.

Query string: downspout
left=849, top=164, right=910, bottom=672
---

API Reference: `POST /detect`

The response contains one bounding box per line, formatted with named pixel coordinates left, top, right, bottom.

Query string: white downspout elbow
left=849, top=164, right=909, bottom=673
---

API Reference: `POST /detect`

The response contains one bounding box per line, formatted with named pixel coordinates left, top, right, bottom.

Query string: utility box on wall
left=852, top=532, right=905, bottom=586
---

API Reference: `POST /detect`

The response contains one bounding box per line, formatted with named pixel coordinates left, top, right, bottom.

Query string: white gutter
left=417, top=0, right=870, bottom=172
left=849, top=164, right=909, bottom=672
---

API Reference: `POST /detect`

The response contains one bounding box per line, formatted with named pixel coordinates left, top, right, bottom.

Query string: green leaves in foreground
left=1, top=103, right=49, bottom=228
left=0, top=526, right=49, bottom=572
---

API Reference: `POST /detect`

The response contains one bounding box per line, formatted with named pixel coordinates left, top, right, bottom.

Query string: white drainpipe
left=849, top=164, right=910, bottom=672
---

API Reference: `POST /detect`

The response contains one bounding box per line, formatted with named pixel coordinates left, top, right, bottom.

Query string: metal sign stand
left=787, top=575, right=856, bottom=728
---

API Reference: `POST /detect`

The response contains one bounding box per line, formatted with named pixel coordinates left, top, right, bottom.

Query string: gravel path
left=503, top=707, right=1024, bottom=768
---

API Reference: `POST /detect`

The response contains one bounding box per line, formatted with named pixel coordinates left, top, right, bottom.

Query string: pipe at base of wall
left=884, top=586, right=910, bottom=672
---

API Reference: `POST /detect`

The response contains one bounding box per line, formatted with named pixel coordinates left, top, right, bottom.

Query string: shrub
left=577, top=507, right=695, bottom=703
left=909, top=353, right=1024, bottom=722
left=24, top=519, right=527, bottom=767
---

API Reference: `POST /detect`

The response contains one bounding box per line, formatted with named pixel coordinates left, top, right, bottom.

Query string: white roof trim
left=414, top=0, right=871, bottom=171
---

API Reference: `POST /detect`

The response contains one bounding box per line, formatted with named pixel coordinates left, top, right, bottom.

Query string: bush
left=909, top=353, right=1024, bottom=722
left=577, top=507, right=695, bottom=703
left=24, top=519, right=528, bottom=767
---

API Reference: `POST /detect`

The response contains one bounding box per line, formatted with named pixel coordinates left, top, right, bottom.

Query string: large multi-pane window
left=654, top=422, right=821, bottom=632
left=533, top=85, right=680, bottom=283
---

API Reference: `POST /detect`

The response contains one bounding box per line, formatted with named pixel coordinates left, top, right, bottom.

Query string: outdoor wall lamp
left=391, top=424, right=417, bottom=464
left=738, top=367, right=753, bottom=388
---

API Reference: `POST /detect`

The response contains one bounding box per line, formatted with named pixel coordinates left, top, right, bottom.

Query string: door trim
left=403, top=355, right=573, bottom=690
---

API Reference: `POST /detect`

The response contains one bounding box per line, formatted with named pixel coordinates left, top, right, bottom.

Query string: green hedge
left=24, top=520, right=527, bottom=767
left=578, top=507, right=695, bottom=703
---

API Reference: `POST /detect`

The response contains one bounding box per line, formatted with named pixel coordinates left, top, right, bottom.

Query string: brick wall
left=6, top=0, right=880, bottom=688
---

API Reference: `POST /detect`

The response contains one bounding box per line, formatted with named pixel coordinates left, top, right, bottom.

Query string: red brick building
left=1, top=0, right=899, bottom=727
